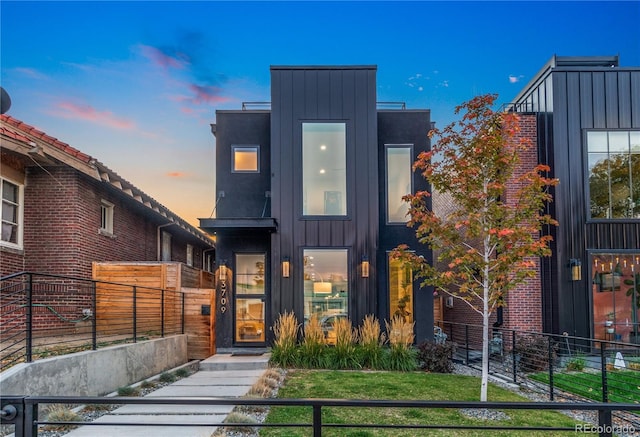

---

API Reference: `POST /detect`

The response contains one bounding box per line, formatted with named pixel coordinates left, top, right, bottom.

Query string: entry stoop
left=199, top=353, right=271, bottom=371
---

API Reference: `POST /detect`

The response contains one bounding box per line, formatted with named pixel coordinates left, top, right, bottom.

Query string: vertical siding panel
left=304, top=69, right=318, bottom=119
left=617, top=71, right=631, bottom=128
left=318, top=221, right=331, bottom=246
left=317, top=70, right=331, bottom=119
left=579, top=72, right=593, bottom=129
left=605, top=72, right=619, bottom=128
left=631, top=72, right=640, bottom=128
left=330, top=70, right=343, bottom=119
left=592, top=72, right=606, bottom=128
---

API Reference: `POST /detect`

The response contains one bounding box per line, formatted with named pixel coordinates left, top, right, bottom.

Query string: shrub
left=358, top=314, right=385, bottom=369
left=270, top=311, right=300, bottom=367
left=299, top=314, right=326, bottom=368
left=140, top=380, right=157, bottom=389
left=417, top=340, right=456, bottom=373
left=43, top=405, right=81, bottom=431
left=223, top=412, right=258, bottom=433
left=175, top=368, right=190, bottom=378
left=515, top=334, right=558, bottom=372
left=328, top=317, right=359, bottom=369
left=385, top=315, right=418, bottom=371
left=159, top=372, right=176, bottom=383
left=565, top=355, right=586, bottom=372
left=117, top=385, right=140, bottom=396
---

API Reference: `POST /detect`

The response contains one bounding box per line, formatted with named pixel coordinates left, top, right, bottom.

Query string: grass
left=530, top=369, right=640, bottom=404
left=262, top=370, right=582, bottom=436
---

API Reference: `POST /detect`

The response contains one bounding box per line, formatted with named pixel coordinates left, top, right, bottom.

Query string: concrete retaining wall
left=0, top=335, right=188, bottom=396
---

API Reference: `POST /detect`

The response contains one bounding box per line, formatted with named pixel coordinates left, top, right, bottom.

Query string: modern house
left=0, top=114, right=216, bottom=279
left=444, top=55, right=640, bottom=343
left=200, top=66, right=433, bottom=351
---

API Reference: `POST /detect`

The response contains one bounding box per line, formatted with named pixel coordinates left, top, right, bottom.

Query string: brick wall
left=437, top=114, right=542, bottom=334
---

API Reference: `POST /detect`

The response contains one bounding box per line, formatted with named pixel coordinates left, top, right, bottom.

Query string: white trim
left=0, top=176, right=24, bottom=250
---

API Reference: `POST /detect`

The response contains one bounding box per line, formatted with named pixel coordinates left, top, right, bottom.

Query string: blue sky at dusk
left=2, top=1, right=639, bottom=226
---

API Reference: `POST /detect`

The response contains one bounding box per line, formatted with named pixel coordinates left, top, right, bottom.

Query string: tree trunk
left=481, top=281, right=489, bottom=402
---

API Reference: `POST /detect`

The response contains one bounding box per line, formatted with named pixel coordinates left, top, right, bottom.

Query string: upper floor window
left=302, top=123, right=346, bottom=216
left=100, top=200, right=114, bottom=234
left=232, top=145, right=260, bottom=173
left=161, top=231, right=172, bottom=261
left=186, top=244, right=193, bottom=267
left=1, top=178, right=23, bottom=248
left=587, top=131, right=640, bottom=219
left=386, top=145, right=413, bottom=223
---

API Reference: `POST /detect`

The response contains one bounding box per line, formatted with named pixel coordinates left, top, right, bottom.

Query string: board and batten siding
left=270, top=66, right=379, bottom=323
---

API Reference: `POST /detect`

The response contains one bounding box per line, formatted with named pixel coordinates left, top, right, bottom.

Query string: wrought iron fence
left=0, top=272, right=185, bottom=371
left=1, top=395, right=638, bottom=437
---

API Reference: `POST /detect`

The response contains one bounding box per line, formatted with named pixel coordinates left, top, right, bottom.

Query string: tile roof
left=0, top=114, right=214, bottom=247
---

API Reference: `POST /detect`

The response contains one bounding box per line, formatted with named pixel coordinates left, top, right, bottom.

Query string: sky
left=1, top=1, right=639, bottom=228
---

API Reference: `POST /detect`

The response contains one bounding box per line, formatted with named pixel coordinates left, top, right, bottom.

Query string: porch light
left=362, top=255, right=370, bottom=278
left=219, top=260, right=227, bottom=281
left=569, top=259, right=582, bottom=281
left=282, top=257, right=290, bottom=278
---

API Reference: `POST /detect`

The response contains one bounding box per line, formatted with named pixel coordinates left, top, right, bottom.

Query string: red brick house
left=1, top=114, right=215, bottom=278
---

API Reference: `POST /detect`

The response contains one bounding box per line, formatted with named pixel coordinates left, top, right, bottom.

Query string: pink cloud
left=166, top=171, right=187, bottom=178
left=140, top=45, right=187, bottom=70
left=55, top=101, right=135, bottom=130
left=188, top=84, right=229, bottom=104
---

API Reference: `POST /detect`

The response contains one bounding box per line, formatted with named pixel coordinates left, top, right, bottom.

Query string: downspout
left=157, top=222, right=176, bottom=261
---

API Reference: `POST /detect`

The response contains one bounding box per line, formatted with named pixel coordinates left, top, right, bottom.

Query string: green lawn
left=529, top=370, right=640, bottom=404
left=261, top=370, right=582, bottom=436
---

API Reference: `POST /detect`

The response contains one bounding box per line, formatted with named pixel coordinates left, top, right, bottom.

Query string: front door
left=234, top=253, right=267, bottom=345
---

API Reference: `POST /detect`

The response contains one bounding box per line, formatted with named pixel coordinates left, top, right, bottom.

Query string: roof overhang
left=199, top=218, right=277, bottom=234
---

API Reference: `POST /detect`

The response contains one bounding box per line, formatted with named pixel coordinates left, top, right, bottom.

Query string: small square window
left=232, top=145, right=259, bottom=173
left=100, top=200, right=114, bottom=234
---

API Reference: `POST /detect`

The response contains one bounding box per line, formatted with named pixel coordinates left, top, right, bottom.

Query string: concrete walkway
left=64, top=354, right=270, bottom=437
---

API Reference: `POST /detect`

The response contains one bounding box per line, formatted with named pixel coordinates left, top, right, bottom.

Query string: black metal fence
left=0, top=272, right=185, bottom=371
left=1, top=395, right=639, bottom=437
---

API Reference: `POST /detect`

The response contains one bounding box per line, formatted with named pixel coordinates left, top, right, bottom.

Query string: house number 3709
left=219, top=278, right=227, bottom=313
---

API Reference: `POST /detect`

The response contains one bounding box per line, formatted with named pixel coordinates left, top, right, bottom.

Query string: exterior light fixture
left=282, top=257, right=290, bottom=278
left=362, top=255, right=370, bottom=278
left=569, top=259, right=582, bottom=281
left=219, top=260, right=227, bottom=281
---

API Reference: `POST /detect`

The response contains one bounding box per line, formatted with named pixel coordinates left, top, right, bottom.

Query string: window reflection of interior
left=587, top=131, right=640, bottom=219
left=235, top=254, right=265, bottom=295
left=303, top=249, right=348, bottom=344
left=386, top=146, right=412, bottom=223
left=591, top=253, right=640, bottom=344
left=236, top=298, right=265, bottom=342
left=389, top=257, right=413, bottom=323
left=233, top=146, right=259, bottom=172
left=302, top=123, right=346, bottom=216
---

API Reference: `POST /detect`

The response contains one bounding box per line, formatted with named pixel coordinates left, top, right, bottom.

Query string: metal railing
left=1, top=395, right=638, bottom=437
left=0, top=272, right=185, bottom=371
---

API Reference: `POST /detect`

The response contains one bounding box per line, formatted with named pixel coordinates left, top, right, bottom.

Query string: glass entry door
left=234, top=254, right=266, bottom=344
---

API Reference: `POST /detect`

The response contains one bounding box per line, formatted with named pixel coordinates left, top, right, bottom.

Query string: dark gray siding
left=214, top=111, right=271, bottom=218
left=270, top=66, right=379, bottom=325
left=377, top=110, right=433, bottom=342
left=516, top=67, right=640, bottom=337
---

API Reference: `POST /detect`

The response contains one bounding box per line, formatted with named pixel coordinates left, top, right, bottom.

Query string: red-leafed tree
left=393, top=94, right=558, bottom=401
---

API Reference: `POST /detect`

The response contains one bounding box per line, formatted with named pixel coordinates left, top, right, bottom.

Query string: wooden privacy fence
left=92, top=262, right=215, bottom=359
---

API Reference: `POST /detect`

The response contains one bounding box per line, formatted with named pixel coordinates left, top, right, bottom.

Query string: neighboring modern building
left=200, top=66, right=433, bottom=351
left=0, top=114, right=216, bottom=279
left=445, top=55, right=640, bottom=343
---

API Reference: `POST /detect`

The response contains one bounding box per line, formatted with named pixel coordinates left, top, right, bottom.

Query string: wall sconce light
left=282, top=257, right=290, bottom=278
left=362, top=255, right=370, bottom=278
left=219, top=260, right=227, bottom=281
left=569, top=259, right=582, bottom=281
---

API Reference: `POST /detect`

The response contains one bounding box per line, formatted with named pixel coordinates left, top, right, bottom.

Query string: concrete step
left=198, top=353, right=271, bottom=371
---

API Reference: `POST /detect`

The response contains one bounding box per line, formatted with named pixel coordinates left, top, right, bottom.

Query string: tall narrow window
left=161, top=231, right=172, bottom=261
left=386, top=145, right=412, bottom=223
left=100, top=200, right=114, bottom=234
left=235, top=254, right=266, bottom=343
left=588, top=131, right=640, bottom=219
left=186, top=244, right=193, bottom=266
left=232, top=145, right=259, bottom=172
left=1, top=178, right=22, bottom=248
left=302, top=123, right=347, bottom=216
left=388, top=256, right=413, bottom=324
left=303, top=249, right=348, bottom=344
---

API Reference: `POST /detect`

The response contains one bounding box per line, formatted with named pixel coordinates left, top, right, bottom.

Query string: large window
left=302, top=123, right=347, bottom=216
left=591, top=253, right=640, bottom=344
left=389, top=256, right=414, bottom=323
left=303, top=249, right=348, bottom=343
left=587, top=131, right=640, bottom=219
left=1, top=178, right=22, bottom=248
left=386, top=145, right=412, bottom=223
